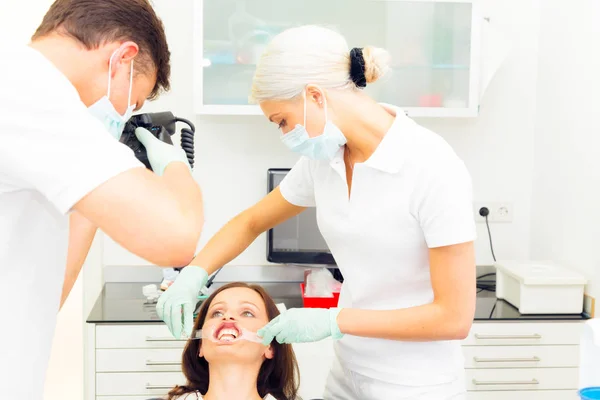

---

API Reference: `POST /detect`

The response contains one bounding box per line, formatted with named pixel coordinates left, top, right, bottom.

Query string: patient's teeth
left=217, top=328, right=239, bottom=340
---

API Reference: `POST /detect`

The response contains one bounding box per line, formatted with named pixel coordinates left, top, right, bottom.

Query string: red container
left=300, top=283, right=340, bottom=308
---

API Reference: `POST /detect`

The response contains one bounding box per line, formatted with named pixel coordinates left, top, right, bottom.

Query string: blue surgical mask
left=281, top=90, right=347, bottom=161
left=88, top=49, right=135, bottom=140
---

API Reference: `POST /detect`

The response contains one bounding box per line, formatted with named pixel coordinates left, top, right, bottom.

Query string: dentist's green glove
left=134, top=127, right=190, bottom=176
left=156, top=266, right=208, bottom=338
left=257, top=308, right=344, bottom=345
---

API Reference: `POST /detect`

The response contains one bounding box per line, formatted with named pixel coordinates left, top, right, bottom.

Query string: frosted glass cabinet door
left=193, top=0, right=481, bottom=117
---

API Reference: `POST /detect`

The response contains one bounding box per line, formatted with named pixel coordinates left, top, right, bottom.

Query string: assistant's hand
left=257, top=307, right=344, bottom=345
left=156, top=266, right=208, bottom=338
left=135, top=127, right=190, bottom=176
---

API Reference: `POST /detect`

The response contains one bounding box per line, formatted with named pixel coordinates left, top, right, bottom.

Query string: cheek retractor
left=188, top=326, right=263, bottom=343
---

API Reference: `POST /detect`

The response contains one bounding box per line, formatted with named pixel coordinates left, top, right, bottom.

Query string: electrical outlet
left=473, top=202, right=513, bottom=223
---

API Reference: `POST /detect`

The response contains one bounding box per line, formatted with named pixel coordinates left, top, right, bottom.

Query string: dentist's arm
left=336, top=241, right=476, bottom=340
left=62, top=138, right=202, bottom=307
left=73, top=127, right=204, bottom=268
left=258, top=241, right=476, bottom=344
left=157, top=187, right=304, bottom=338
left=60, top=212, right=97, bottom=309
left=73, top=162, right=203, bottom=267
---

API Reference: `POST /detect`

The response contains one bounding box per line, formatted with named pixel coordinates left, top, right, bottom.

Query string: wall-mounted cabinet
left=193, top=0, right=482, bottom=117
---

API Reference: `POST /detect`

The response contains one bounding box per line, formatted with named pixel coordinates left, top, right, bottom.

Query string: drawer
left=96, top=372, right=185, bottom=396
left=96, top=348, right=184, bottom=372
left=463, top=345, right=579, bottom=369
left=97, top=397, right=155, bottom=400
left=466, top=390, right=579, bottom=400
left=466, top=368, right=578, bottom=391
left=96, top=324, right=187, bottom=349
left=463, top=322, right=583, bottom=346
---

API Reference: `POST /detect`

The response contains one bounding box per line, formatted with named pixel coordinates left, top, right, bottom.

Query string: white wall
left=416, top=0, right=541, bottom=266
left=530, top=0, right=600, bottom=299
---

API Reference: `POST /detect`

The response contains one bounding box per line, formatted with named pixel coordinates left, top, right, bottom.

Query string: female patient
left=166, top=282, right=299, bottom=400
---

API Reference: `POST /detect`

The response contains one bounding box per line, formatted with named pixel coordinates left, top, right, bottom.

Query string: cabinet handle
left=146, top=360, right=181, bottom=366
left=474, top=333, right=541, bottom=340
left=474, top=356, right=540, bottom=363
left=473, top=379, right=539, bottom=386
left=145, top=336, right=187, bottom=342
left=146, top=384, right=175, bottom=390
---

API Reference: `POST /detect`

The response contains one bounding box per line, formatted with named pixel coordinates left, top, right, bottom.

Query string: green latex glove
left=156, top=266, right=208, bottom=338
left=257, top=308, right=344, bottom=345
left=134, top=127, right=190, bottom=176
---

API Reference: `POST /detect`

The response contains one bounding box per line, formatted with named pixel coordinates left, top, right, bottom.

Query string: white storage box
left=494, top=261, right=587, bottom=314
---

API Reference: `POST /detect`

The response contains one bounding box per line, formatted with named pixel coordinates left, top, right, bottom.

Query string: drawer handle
left=474, top=333, right=542, bottom=340
left=146, top=360, right=181, bottom=366
left=473, top=379, right=539, bottom=386
left=474, top=356, right=541, bottom=363
left=146, top=384, right=175, bottom=390
left=145, top=336, right=187, bottom=342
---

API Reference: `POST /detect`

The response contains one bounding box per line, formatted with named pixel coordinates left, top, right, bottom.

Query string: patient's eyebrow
left=241, top=301, right=260, bottom=311
left=208, top=301, right=225, bottom=311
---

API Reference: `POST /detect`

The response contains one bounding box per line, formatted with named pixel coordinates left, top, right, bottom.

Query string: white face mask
left=88, top=49, right=135, bottom=140
left=280, top=89, right=347, bottom=161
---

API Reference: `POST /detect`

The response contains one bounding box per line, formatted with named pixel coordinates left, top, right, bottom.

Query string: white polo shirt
left=0, top=45, right=142, bottom=398
left=279, top=105, right=476, bottom=386
left=173, top=392, right=276, bottom=399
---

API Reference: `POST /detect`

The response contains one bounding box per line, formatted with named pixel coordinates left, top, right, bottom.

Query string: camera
left=119, top=112, right=195, bottom=171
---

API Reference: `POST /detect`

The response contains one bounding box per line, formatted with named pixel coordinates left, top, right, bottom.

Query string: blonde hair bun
left=362, top=46, right=391, bottom=84
left=250, top=25, right=392, bottom=103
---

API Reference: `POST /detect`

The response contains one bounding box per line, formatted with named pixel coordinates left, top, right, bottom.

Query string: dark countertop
left=87, top=281, right=590, bottom=324
left=88, top=282, right=305, bottom=323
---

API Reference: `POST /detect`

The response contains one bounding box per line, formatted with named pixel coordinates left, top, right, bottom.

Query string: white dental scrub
left=173, top=393, right=277, bottom=399
left=0, top=45, right=142, bottom=398
left=279, top=105, right=476, bottom=399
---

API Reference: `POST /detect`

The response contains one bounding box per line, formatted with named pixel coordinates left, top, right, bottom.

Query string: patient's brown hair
left=167, top=282, right=299, bottom=400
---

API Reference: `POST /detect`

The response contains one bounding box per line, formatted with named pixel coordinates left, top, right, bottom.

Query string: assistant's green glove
left=156, top=266, right=208, bottom=338
left=134, top=127, right=190, bottom=176
left=257, top=308, right=344, bottom=345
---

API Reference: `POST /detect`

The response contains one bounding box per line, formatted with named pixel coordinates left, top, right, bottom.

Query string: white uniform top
left=279, top=105, right=476, bottom=386
left=172, top=392, right=277, bottom=400
left=0, top=45, right=142, bottom=398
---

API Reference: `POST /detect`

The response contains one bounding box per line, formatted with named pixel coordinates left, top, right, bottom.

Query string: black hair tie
left=349, top=48, right=367, bottom=88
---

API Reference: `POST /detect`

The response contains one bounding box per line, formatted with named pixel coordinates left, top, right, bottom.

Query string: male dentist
left=0, top=1, right=204, bottom=398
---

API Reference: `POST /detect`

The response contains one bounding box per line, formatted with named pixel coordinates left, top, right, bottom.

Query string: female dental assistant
left=158, top=25, right=476, bottom=399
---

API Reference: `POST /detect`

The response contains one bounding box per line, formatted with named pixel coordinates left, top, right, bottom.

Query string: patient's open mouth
left=214, top=322, right=241, bottom=342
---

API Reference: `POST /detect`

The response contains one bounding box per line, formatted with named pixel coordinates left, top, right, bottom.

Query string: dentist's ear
left=113, top=41, right=140, bottom=66
left=305, top=84, right=325, bottom=107
left=264, top=344, right=274, bottom=360
left=199, top=343, right=204, bottom=358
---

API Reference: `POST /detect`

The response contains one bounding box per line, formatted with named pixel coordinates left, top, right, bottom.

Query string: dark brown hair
left=31, top=0, right=170, bottom=99
left=167, top=282, right=300, bottom=400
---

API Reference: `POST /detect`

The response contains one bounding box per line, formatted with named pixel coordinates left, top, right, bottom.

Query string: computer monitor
left=266, top=168, right=336, bottom=265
